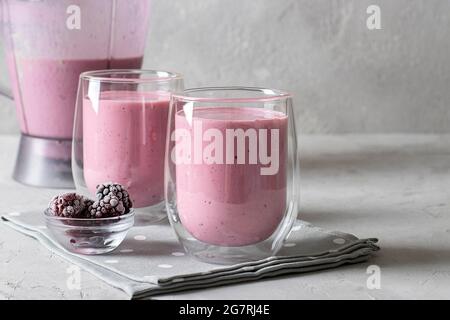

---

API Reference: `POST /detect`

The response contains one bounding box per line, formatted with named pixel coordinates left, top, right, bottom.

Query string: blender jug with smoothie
left=0, top=0, right=150, bottom=188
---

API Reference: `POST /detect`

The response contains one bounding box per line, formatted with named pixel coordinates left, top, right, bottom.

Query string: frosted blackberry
left=96, top=183, right=132, bottom=211
left=86, top=183, right=133, bottom=218
left=49, top=193, right=87, bottom=218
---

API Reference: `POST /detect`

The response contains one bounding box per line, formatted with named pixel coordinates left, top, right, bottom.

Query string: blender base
left=13, top=134, right=75, bottom=189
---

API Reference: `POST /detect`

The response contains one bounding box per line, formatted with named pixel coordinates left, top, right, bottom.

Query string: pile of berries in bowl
left=44, top=183, right=134, bottom=255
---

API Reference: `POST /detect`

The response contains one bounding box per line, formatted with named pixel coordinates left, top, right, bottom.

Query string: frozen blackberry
left=49, top=193, right=87, bottom=218
left=86, top=183, right=133, bottom=218
left=96, top=183, right=132, bottom=211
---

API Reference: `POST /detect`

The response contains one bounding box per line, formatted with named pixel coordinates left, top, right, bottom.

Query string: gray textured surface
left=1, top=0, right=450, bottom=134
left=1, top=134, right=450, bottom=299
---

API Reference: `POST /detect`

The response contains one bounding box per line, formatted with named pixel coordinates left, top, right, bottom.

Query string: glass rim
left=44, top=208, right=135, bottom=222
left=172, top=86, right=292, bottom=103
left=80, top=69, right=183, bottom=83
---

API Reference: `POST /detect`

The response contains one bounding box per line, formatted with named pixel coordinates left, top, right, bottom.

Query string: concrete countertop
left=1, top=134, right=449, bottom=300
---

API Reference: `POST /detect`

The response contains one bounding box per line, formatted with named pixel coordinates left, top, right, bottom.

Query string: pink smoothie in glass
left=175, top=107, right=288, bottom=246
left=7, top=56, right=143, bottom=139
left=83, top=90, right=170, bottom=208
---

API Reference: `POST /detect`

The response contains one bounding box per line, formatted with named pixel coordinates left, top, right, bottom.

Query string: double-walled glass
left=73, top=70, right=184, bottom=224
left=165, top=87, right=299, bottom=264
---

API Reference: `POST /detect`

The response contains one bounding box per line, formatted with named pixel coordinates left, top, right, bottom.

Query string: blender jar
left=0, top=0, right=151, bottom=188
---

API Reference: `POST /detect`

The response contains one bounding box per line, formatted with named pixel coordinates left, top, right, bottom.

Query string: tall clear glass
left=73, top=70, right=184, bottom=224
left=165, top=87, right=299, bottom=264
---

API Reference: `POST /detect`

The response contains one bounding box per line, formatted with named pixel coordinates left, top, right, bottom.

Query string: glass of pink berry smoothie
left=72, top=70, right=184, bottom=224
left=165, top=87, right=299, bottom=264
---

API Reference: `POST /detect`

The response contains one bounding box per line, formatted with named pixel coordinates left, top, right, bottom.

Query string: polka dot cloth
left=283, top=242, right=296, bottom=248
left=2, top=212, right=378, bottom=298
left=120, top=249, right=134, bottom=253
left=104, top=259, right=119, bottom=264
left=8, top=212, right=21, bottom=217
left=333, top=238, right=346, bottom=245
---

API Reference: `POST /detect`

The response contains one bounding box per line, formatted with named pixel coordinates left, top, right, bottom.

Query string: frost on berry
left=48, top=193, right=88, bottom=218
left=86, top=183, right=133, bottom=218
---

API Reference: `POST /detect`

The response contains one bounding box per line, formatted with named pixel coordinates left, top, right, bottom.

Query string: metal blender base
left=13, top=134, right=75, bottom=189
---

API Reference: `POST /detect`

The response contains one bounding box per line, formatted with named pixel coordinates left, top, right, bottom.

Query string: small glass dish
left=44, top=209, right=135, bottom=255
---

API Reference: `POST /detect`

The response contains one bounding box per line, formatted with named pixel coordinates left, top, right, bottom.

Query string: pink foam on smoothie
left=7, top=56, right=142, bottom=139
left=175, top=107, right=288, bottom=247
left=83, top=90, right=170, bottom=208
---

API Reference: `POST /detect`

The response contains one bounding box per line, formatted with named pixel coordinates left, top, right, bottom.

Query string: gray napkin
left=1, top=211, right=379, bottom=299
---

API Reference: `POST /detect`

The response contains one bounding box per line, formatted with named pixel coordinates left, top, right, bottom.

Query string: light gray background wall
left=1, top=0, right=449, bottom=134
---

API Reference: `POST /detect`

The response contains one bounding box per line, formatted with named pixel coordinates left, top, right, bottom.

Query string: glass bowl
left=44, top=209, right=135, bottom=255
